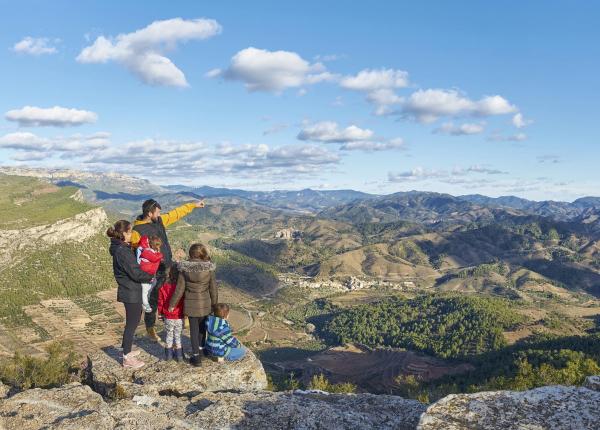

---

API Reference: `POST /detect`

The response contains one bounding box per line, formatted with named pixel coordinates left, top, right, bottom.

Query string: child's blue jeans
left=226, top=346, right=246, bottom=361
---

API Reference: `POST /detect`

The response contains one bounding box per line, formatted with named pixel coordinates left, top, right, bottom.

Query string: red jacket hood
left=138, top=235, right=150, bottom=249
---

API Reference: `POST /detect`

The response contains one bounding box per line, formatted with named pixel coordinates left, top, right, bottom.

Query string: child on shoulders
left=205, top=303, right=246, bottom=362
left=136, top=235, right=163, bottom=313
left=157, top=266, right=184, bottom=362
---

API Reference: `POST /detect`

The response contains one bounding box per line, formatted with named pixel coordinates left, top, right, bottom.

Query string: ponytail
left=106, top=220, right=132, bottom=241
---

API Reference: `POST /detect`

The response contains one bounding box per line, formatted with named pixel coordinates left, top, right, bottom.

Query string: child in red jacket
left=158, top=266, right=185, bottom=361
left=136, top=235, right=163, bottom=313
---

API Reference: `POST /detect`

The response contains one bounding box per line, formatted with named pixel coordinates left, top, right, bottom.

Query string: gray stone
left=0, top=382, right=9, bottom=399
left=417, top=385, right=600, bottom=430
left=84, top=337, right=268, bottom=398
left=0, top=383, right=425, bottom=430
left=584, top=375, right=600, bottom=391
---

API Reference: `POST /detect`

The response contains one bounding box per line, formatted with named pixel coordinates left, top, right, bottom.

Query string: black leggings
left=188, top=316, right=207, bottom=356
left=122, top=302, right=143, bottom=355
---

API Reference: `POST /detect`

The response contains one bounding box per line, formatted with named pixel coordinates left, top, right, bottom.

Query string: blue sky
left=0, top=1, right=598, bottom=200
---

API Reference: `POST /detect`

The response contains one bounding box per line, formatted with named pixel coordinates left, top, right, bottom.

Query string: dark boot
left=164, top=347, right=173, bottom=361
left=174, top=348, right=184, bottom=362
left=189, top=354, right=201, bottom=367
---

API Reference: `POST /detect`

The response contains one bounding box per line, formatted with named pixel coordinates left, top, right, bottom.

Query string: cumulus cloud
left=4, top=134, right=341, bottom=180
left=0, top=131, right=110, bottom=156
left=401, top=89, right=517, bottom=123
left=512, top=113, right=533, bottom=128
left=0, top=132, right=48, bottom=150
left=5, top=106, right=98, bottom=127
left=297, top=121, right=404, bottom=152
left=388, top=164, right=506, bottom=182
left=433, top=122, right=485, bottom=136
left=340, top=68, right=409, bottom=92
left=339, top=68, right=409, bottom=115
left=77, top=18, right=222, bottom=87
left=298, top=121, right=374, bottom=143
left=13, top=37, right=58, bottom=55
left=210, top=47, right=336, bottom=93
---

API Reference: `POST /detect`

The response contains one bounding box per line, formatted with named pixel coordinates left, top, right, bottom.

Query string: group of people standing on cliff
left=106, top=199, right=246, bottom=369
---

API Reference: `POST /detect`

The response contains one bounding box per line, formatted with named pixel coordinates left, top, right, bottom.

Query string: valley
left=1, top=168, right=600, bottom=401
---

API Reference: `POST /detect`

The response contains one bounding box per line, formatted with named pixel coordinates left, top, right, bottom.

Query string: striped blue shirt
left=205, top=315, right=240, bottom=357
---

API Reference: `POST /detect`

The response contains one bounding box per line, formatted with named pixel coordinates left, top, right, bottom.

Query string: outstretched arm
left=161, top=201, right=205, bottom=227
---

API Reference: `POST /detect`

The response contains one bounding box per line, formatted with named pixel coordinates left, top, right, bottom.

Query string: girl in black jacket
left=107, top=220, right=153, bottom=369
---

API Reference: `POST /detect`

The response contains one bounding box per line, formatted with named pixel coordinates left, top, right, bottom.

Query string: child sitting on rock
left=205, top=303, right=246, bottom=362
left=158, top=266, right=184, bottom=362
left=169, top=243, right=218, bottom=367
left=136, top=235, right=163, bottom=313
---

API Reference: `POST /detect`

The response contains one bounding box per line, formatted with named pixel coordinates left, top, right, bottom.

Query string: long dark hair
left=106, top=220, right=132, bottom=241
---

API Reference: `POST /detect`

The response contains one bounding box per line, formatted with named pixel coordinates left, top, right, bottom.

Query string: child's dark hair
left=106, top=220, right=131, bottom=241
left=213, top=303, right=230, bottom=318
left=189, top=243, right=210, bottom=261
left=148, top=235, right=162, bottom=250
left=166, top=265, right=179, bottom=284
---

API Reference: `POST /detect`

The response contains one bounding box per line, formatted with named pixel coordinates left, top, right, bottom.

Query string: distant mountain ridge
left=4, top=166, right=600, bottom=220
left=165, top=184, right=374, bottom=213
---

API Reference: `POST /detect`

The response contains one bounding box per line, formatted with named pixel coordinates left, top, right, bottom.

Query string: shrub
left=308, top=373, right=357, bottom=393
left=0, top=341, right=80, bottom=390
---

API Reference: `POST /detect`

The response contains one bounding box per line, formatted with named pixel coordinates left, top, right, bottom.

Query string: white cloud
left=433, top=122, right=485, bottom=136
left=0, top=131, right=109, bottom=154
left=297, top=121, right=374, bottom=143
left=77, top=18, right=222, bottom=87
left=339, top=68, right=409, bottom=115
left=212, top=47, right=335, bottom=93
left=13, top=37, right=58, bottom=55
left=10, top=151, right=50, bottom=161
left=297, top=121, right=405, bottom=152
left=263, top=123, right=289, bottom=136
left=488, top=132, right=527, bottom=142
left=5, top=106, right=98, bottom=127
left=512, top=113, right=533, bottom=128
left=0, top=132, right=48, bottom=150
left=340, top=68, right=409, bottom=91
left=341, top=138, right=405, bottom=152
left=401, top=89, right=517, bottom=123
left=388, top=164, right=506, bottom=182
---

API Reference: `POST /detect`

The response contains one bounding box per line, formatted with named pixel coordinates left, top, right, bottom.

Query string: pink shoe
left=128, top=349, right=141, bottom=357
left=123, top=353, right=145, bottom=369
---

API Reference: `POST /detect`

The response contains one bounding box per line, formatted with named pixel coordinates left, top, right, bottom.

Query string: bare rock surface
left=584, top=375, right=600, bottom=391
left=417, top=385, right=600, bottom=430
left=0, top=383, right=425, bottom=430
left=85, top=337, right=268, bottom=398
left=3, top=365, right=600, bottom=430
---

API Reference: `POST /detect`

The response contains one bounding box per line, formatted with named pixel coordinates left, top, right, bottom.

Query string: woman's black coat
left=109, top=238, right=153, bottom=304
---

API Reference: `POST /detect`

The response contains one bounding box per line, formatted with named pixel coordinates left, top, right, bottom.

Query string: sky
left=0, top=1, right=598, bottom=201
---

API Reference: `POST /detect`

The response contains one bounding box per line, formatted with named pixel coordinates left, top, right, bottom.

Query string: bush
left=308, top=373, right=357, bottom=393
left=0, top=341, right=80, bottom=390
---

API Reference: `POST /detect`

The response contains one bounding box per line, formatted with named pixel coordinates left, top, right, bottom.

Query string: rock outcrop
left=2, top=365, right=600, bottom=429
left=417, top=384, right=600, bottom=430
left=0, top=383, right=425, bottom=430
left=0, top=207, right=107, bottom=269
left=85, top=337, right=268, bottom=398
